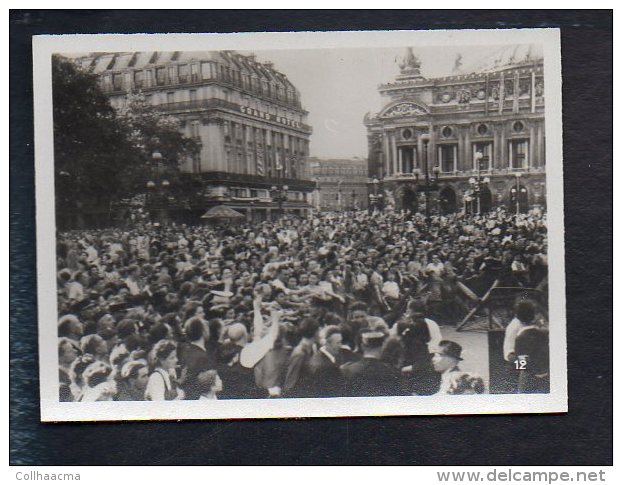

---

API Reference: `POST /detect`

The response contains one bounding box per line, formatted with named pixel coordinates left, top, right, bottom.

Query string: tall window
left=223, top=121, right=231, bottom=143
left=112, top=74, right=123, bottom=91
left=178, top=64, right=189, bottom=82
left=155, top=67, right=166, bottom=86
left=201, top=62, right=211, bottom=80
left=145, top=70, right=153, bottom=87
left=438, top=145, right=457, bottom=173
left=190, top=120, right=200, bottom=139
left=166, top=92, right=175, bottom=104
left=509, top=139, right=529, bottom=169
left=473, top=142, right=493, bottom=171
left=133, top=70, right=144, bottom=88
left=167, top=66, right=176, bottom=83
left=189, top=89, right=197, bottom=102
left=191, top=63, right=199, bottom=81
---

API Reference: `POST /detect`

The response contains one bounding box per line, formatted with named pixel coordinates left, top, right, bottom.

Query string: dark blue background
left=10, top=10, right=612, bottom=465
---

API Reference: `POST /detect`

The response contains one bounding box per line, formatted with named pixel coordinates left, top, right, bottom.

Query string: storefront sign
left=239, top=105, right=302, bottom=129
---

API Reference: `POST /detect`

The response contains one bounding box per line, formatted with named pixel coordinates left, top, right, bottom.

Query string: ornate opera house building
left=364, top=46, right=546, bottom=215
left=77, top=50, right=314, bottom=222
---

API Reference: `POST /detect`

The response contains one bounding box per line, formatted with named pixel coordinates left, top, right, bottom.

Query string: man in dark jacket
left=282, top=317, right=320, bottom=398
left=341, top=329, right=403, bottom=397
left=178, top=317, right=216, bottom=400
left=308, top=325, right=345, bottom=397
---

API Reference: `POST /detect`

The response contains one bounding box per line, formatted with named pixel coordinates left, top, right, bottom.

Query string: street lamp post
left=412, top=134, right=440, bottom=223
left=270, top=184, right=289, bottom=220
left=337, top=179, right=343, bottom=212
left=314, top=177, right=321, bottom=211
left=510, top=172, right=524, bottom=216
left=146, top=151, right=170, bottom=223
left=468, top=151, right=490, bottom=215
left=368, top=177, right=380, bottom=213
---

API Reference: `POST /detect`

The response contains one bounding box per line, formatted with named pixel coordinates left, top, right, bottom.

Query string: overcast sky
left=251, top=45, right=536, bottom=159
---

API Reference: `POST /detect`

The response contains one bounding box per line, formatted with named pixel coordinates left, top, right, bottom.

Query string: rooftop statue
left=398, top=47, right=421, bottom=72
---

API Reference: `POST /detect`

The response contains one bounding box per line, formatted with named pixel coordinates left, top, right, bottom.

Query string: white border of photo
left=32, top=28, right=566, bottom=422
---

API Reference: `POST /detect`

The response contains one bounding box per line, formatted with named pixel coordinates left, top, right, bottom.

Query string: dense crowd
left=56, top=208, right=550, bottom=402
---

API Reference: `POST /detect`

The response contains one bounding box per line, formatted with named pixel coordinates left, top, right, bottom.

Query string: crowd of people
left=56, top=208, right=549, bottom=402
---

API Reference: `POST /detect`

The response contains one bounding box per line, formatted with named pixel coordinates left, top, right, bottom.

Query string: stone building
left=77, top=50, right=314, bottom=222
left=308, top=157, right=369, bottom=211
left=364, top=45, right=546, bottom=215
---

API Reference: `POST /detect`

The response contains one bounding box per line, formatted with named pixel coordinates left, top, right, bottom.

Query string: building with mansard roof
left=308, top=157, right=369, bottom=211
left=364, top=45, right=546, bottom=215
left=76, top=50, right=314, bottom=222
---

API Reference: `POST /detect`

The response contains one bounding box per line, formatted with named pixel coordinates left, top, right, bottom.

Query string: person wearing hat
left=432, top=340, right=464, bottom=395
left=340, top=328, right=403, bottom=397
left=116, top=359, right=149, bottom=401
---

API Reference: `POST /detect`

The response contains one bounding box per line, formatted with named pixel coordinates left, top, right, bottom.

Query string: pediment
left=379, top=101, right=429, bottom=119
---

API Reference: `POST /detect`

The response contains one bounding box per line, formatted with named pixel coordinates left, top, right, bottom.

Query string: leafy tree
left=53, top=54, right=140, bottom=212
left=52, top=55, right=200, bottom=226
left=116, top=92, right=199, bottom=190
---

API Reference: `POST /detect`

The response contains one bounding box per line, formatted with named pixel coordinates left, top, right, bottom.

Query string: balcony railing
left=383, top=166, right=545, bottom=181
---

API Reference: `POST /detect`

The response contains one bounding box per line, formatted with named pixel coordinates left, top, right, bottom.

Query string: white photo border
left=33, top=28, right=566, bottom=422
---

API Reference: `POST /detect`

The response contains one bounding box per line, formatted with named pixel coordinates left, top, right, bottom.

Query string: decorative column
left=391, top=132, right=398, bottom=176
left=531, top=71, right=536, bottom=113
left=458, top=126, right=465, bottom=172
left=537, top=122, right=545, bottom=168
left=412, top=146, right=417, bottom=171
left=493, top=123, right=500, bottom=171
left=529, top=125, right=536, bottom=171
left=464, top=127, right=471, bottom=172
left=499, top=124, right=506, bottom=169
left=429, top=125, right=436, bottom=171
left=417, top=133, right=424, bottom=170
left=383, top=131, right=391, bottom=176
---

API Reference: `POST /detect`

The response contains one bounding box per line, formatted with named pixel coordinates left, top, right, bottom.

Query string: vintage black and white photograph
left=33, top=29, right=566, bottom=421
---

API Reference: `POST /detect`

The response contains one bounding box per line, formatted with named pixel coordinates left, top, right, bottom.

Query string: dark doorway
left=400, top=147, right=414, bottom=173
left=402, top=188, right=417, bottom=212
left=480, top=186, right=493, bottom=213
left=509, top=184, right=529, bottom=213
left=439, top=186, right=457, bottom=214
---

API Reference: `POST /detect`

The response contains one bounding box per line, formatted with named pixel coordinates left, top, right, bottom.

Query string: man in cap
left=340, top=328, right=403, bottom=397
left=432, top=340, right=464, bottom=394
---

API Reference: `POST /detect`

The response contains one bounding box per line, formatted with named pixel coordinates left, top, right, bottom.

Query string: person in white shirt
left=503, top=300, right=538, bottom=362
left=145, top=340, right=184, bottom=401
left=382, top=270, right=400, bottom=300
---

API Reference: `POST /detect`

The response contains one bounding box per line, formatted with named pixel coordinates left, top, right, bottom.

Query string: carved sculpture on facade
left=457, top=88, right=471, bottom=104
left=439, top=91, right=453, bottom=103
left=381, top=102, right=427, bottom=118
